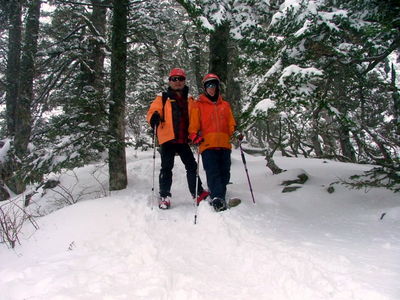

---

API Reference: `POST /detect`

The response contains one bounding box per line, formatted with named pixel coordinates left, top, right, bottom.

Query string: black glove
left=150, top=111, right=161, bottom=129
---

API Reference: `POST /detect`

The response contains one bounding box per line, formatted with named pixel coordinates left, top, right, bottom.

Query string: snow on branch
left=279, top=64, right=323, bottom=86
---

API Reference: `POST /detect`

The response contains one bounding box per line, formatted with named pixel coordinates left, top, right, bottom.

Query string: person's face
left=169, top=76, right=186, bottom=90
left=205, top=82, right=218, bottom=96
left=206, top=86, right=217, bottom=96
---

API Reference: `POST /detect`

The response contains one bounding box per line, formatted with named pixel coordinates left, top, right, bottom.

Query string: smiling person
left=188, top=73, right=242, bottom=212
left=146, top=68, right=210, bottom=209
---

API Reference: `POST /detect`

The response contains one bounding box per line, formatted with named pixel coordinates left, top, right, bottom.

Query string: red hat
left=169, top=68, right=186, bottom=78
left=202, top=73, right=220, bottom=84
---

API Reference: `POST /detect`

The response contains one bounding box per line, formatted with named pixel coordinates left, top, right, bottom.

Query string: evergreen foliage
left=239, top=0, right=399, bottom=174
left=0, top=0, right=398, bottom=193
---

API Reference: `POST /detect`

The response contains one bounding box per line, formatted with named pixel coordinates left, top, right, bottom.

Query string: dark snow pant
left=159, top=142, right=204, bottom=198
left=201, top=149, right=231, bottom=200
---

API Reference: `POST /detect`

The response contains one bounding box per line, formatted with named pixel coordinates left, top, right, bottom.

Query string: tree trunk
left=319, top=111, right=336, bottom=157
left=188, top=32, right=204, bottom=94
left=15, top=0, right=41, bottom=158
left=108, top=0, right=128, bottom=191
left=77, top=0, right=108, bottom=133
left=225, top=41, right=241, bottom=118
left=87, top=0, right=107, bottom=93
left=392, top=63, right=399, bottom=135
left=338, top=125, right=356, bottom=162
left=14, top=0, right=41, bottom=193
left=311, top=107, right=323, bottom=157
left=265, top=118, right=284, bottom=174
left=265, top=149, right=283, bottom=174
left=209, top=21, right=230, bottom=89
left=5, top=0, right=22, bottom=136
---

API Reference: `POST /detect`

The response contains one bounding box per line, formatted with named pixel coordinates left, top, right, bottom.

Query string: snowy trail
left=1, top=149, right=399, bottom=299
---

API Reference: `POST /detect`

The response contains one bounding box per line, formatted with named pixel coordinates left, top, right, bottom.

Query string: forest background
left=0, top=0, right=399, bottom=206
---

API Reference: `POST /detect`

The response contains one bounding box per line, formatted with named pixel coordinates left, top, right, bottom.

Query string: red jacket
left=189, top=94, right=236, bottom=153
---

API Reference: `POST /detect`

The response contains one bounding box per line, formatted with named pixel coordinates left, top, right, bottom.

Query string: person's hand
left=150, top=111, right=161, bottom=129
left=233, top=131, right=244, bottom=141
left=188, top=133, right=204, bottom=145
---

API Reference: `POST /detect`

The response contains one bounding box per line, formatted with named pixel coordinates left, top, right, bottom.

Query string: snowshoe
left=227, top=197, right=241, bottom=208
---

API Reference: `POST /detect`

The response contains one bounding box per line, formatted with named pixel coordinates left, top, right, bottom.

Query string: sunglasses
left=205, top=83, right=217, bottom=89
left=169, top=76, right=185, bottom=82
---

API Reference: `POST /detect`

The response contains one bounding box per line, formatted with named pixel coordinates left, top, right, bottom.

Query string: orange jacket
left=189, top=94, right=236, bottom=153
left=147, top=93, right=195, bottom=145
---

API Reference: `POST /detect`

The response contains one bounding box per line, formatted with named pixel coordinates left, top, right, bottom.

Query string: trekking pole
left=194, top=146, right=201, bottom=224
left=239, top=142, right=256, bottom=204
left=151, top=125, right=158, bottom=210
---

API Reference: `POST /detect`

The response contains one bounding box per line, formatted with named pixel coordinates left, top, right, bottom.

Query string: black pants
left=159, top=142, right=203, bottom=198
left=201, top=149, right=231, bottom=200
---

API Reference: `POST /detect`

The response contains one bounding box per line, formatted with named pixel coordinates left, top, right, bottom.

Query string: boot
left=159, top=196, right=171, bottom=209
left=196, top=190, right=210, bottom=205
left=211, top=197, right=226, bottom=212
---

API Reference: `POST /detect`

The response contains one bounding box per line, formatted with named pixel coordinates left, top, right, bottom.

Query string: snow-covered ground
left=1, top=147, right=399, bottom=300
